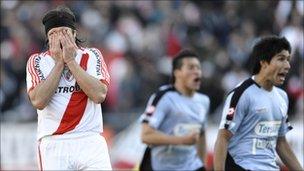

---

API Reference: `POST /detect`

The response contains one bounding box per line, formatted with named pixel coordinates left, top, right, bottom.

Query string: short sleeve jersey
left=219, top=77, right=293, bottom=170
left=141, top=85, right=210, bottom=170
left=26, top=47, right=110, bottom=140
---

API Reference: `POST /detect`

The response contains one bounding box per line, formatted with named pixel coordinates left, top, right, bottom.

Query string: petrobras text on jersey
left=89, top=48, right=102, bottom=76
left=55, top=84, right=81, bottom=93
left=34, top=56, right=45, bottom=81
left=254, top=121, right=281, bottom=136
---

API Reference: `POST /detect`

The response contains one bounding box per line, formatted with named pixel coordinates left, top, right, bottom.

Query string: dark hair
left=250, top=35, right=291, bottom=74
left=170, top=49, right=200, bottom=83
left=42, top=5, right=84, bottom=48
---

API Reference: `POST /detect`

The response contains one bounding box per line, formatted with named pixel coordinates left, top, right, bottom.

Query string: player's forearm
left=29, top=62, right=64, bottom=110
left=141, top=124, right=187, bottom=146
left=276, top=137, right=303, bottom=171
left=213, top=135, right=229, bottom=170
left=141, top=130, right=184, bottom=146
left=66, top=60, right=107, bottom=103
left=197, top=132, right=207, bottom=163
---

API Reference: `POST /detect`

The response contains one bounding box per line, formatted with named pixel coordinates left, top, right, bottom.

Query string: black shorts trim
left=139, top=147, right=206, bottom=171
left=139, top=147, right=153, bottom=171
left=225, top=152, right=249, bottom=171
left=195, top=166, right=206, bottom=171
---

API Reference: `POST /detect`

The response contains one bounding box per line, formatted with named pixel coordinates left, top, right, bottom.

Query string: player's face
left=176, top=57, right=202, bottom=91
left=47, top=27, right=76, bottom=46
left=264, top=50, right=291, bottom=86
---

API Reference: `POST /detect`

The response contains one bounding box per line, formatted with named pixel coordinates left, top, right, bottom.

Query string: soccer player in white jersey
left=26, top=6, right=111, bottom=170
left=214, top=36, right=303, bottom=170
left=139, top=50, right=210, bottom=171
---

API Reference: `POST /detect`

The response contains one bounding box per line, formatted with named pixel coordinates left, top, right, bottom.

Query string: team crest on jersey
left=63, top=66, right=74, bottom=82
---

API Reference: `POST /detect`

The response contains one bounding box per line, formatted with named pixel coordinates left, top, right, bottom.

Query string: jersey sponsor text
left=254, top=121, right=281, bottom=136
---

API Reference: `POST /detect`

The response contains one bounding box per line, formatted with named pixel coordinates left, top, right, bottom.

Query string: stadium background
left=0, top=0, right=303, bottom=170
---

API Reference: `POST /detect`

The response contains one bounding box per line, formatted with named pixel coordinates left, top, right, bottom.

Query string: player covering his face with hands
left=26, top=6, right=111, bottom=170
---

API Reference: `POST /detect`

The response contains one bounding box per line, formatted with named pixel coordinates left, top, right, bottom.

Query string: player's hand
left=180, top=132, right=199, bottom=145
left=49, top=33, right=64, bottom=64
left=60, top=30, right=77, bottom=64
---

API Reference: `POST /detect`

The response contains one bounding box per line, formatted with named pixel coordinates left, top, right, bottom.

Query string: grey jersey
left=219, top=78, right=293, bottom=170
left=141, top=85, right=210, bottom=170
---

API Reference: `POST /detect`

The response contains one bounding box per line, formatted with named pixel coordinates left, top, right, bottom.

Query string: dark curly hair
left=250, top=35, right=291, bottom=75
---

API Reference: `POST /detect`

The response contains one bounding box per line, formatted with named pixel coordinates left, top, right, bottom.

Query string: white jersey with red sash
left=26, top=47, right=110, bottom=140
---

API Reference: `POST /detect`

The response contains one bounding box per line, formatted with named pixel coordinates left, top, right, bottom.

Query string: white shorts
left=37, top=132, right=112, bottom=170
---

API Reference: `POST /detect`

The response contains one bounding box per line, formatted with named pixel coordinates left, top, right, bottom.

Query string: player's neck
left=174, top=82, right=195, bottom=97
left=253, top=74, right=273, bottom=91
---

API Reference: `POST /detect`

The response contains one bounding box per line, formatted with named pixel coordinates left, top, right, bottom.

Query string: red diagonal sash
left=53, top=53, right=89, bottom=135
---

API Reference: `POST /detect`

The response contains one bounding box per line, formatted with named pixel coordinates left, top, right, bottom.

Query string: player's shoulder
left=225, top=77, right=259, bottom=105
left=84, top=47, right=104, bottom=58
left=146, top=85, right=174, bottom=107
left=27, top=53, right=39, bottom=60
left=151, top=84, right=175, bottom=101
left=273, top=86, right=288, bottom=99
left=195, top=92, right=210, bottom=103
left=158, top=84, right=173, bottom=91
left=157, top=84, right=176, bottom=95
left=229, top=77, right=258, bottom=94
left=27, top=51, right=49, bottom=63
left=273, top=86, right=287, bottom=94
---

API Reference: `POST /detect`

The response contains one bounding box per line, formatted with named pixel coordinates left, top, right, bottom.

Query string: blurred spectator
left=0, top=65, right=18, bottom=112
left=0, top=0, right=303, bottom=127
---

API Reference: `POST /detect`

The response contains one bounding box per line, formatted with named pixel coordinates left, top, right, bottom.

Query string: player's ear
left=174, top=69, right=181, bottom=78
left=73, top=30, right=77, bottom=38
left=260, top=60, right=268, bottom=70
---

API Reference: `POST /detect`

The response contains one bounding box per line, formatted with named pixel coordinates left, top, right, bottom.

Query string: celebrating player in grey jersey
left=214, top=36, right=303, bottom=171
left=139, top=50, right=210, bottom=171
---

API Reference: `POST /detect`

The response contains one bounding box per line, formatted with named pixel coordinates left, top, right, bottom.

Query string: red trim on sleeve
left=100, top=79, right=109, bottom=87
left=27, top=54, right=40, bottom=90
left=27, top=57, right=36, bottom=89
left=100, top=59, right=110, bottom=86
left=31, top=55, right=41, bottom=84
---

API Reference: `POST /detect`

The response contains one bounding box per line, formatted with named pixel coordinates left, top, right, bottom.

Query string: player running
left=214, top=35, right=303, bottom=171
left=140, top=49, right=210, bottom=171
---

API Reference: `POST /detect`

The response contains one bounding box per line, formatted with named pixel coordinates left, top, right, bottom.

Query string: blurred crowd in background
left=1, top=0, right=303, bottom=131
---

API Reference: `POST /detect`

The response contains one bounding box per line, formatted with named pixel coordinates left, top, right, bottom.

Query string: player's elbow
left=91, top=93, right=107, bottom=104
left=91, top=85, right=107, bottom=103
left=31, top=99, right=47, bottom=110
left=141, top=131, right=147, bottom=143
left=28, top=91, right=48, bottom=110
left=141, top=125, right=154, bottom=145
left=141, top=128, right=149, bottom=144
left=141, top=133, right=151, bottom=145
